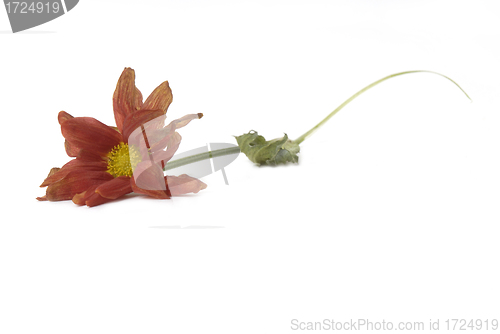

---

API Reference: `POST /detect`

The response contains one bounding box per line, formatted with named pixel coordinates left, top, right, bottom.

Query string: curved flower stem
left=163, top=146, right=241, bottom=171
left=164, top=71, right=470, bottom=170
left=293, top=70, right=471, bottom=145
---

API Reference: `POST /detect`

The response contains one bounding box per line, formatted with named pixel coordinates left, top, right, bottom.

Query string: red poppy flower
left=37, top=68, right=207, bottom=207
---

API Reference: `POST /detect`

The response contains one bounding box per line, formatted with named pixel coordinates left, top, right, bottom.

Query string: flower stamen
left=106, top=143, right=140, bottom=178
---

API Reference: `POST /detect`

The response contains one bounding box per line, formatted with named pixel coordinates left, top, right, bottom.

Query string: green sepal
left=235, top=130, right=300, bottom=166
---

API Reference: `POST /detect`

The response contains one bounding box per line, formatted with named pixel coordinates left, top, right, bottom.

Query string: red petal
left=134, top=87, right=144, bottom=111
left=113, top=68, right=143, bottom=133
left=72, top=185, right=115, bottom=207
left=45, top=171, right=114, bottom=201
left=58, top=111, right=74, bottom=125
left=74, top=178, right=133, bottom=207
left=64, top=139, right=80, bottom=157
left=122, top=109, right=166, bottom=144
left=142, top=81, right=173, bottom=113
left=77, top=149, right=106, bottom=162
left=130, top=161, right=170, bottom=199
left=72, top=185, right=98, bottom=205
left=166, top=174, right=207, bottom=195
left=58, top=112, right=80, bottom=157
left=46, top=167, right=61, bottom=178
left=40, top=159, right=107, bottom=187
left=39, top=167, right=61, bottom=187
left=85, top=192, right=114, bottom=207
left=61, top=117, right=123, bottom=157
left=95, top=176, right=133, bottom=199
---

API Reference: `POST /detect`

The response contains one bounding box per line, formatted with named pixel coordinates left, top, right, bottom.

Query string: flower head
left=37, top=68, right=206, bottom=207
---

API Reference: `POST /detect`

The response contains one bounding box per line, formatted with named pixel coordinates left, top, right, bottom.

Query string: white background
left=1, top=0, right=499, bottom=333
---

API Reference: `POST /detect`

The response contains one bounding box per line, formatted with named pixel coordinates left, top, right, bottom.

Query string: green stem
left=293, top=70, right=471, bottom=145
left=163, top=146, right=241, bottom=171
left=163, top=71, right=470, bottom=170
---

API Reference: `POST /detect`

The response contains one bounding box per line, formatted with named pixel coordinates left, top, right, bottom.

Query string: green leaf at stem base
left=235, top=130, right=300, bottom=166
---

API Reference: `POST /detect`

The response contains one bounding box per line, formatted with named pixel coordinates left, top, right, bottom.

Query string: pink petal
left=166, top=174, right=207, bottom=196
left=166, top=113, right=203, bottom=131
left=151, top=132, right=182, bottom=165
left=148, top=113, right=202, bottom=153
left=131, top=161, right=170, bottom=199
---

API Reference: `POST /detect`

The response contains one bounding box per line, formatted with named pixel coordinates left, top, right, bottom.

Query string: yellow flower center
left=106, top=143, right=141, bottom=178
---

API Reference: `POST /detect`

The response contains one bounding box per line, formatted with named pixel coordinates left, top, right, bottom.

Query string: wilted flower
left=37, top=68, right=206, bottom=207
